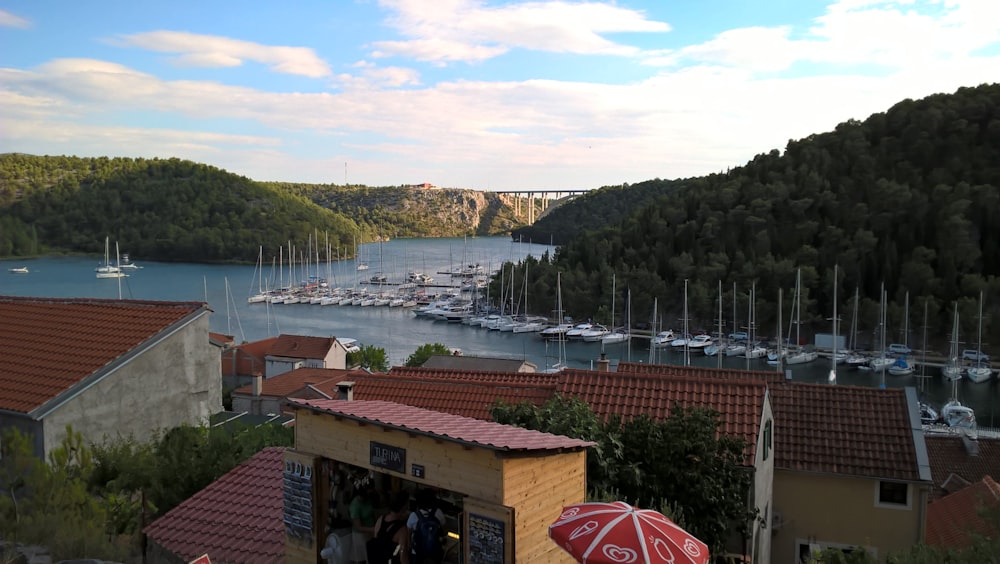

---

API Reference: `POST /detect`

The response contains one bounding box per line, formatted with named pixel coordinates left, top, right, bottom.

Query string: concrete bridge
left=492, top=189, right=589, bottom=223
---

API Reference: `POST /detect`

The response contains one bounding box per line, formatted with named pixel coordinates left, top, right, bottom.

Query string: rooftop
left=144, top=446, right=286, bottom=564
left=267, top=334, right=340, bottom=360
left=289, top=399, right=595, bottom=452
left=0, top=296, right=208, bottom=415
left=925, top=435, right=1000, bottom=500
left=925, top=475, right=1000, bottom=548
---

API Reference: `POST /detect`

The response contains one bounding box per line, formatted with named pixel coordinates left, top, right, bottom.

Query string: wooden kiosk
left=283, top=398, right=594, bottom=563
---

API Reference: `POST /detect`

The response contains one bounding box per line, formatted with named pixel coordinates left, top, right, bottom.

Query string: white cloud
left=113, top=31, right=332, bottom=78
left=0, top=9, right=30, bottom=29
left=372, top=0, right=670, bottom=62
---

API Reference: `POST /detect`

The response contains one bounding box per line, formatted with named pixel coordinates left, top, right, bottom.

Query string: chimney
left=336, top=381, right=355, bottom=401
left=252, top=374, right=263, bottom=397
left=596, top=352, right=610, bottom=372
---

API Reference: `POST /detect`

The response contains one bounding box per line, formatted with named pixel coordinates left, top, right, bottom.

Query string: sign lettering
left=369, top=441, right=406, bottom=473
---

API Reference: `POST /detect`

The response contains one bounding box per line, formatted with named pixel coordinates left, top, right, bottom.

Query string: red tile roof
left=0, top=296, right=208, bottom=415
left=232, top=367, right=367, bottom=398
left=925, top=435, right=1000, bottom=500
left=267, top=334, right=338, bottom=360
left=222, top=336, right=279, bottom=377
left=616, top=363, right=925, bottom=481
left=289, top=399, right=595, bottom=452
left=618, top=361, right=784, bottom=383
left=557, top=368, right=766, bottom=456
left=768, top=383, right=920, bottom=480
left=925, top=475, right=1000, bottom=548
left=144, top=446, right=285, bottom=564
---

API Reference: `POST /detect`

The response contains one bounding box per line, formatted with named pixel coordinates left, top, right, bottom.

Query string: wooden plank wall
left=294, top=409, right=505, bottom=503
left=502, top=452, right=587, bottom=563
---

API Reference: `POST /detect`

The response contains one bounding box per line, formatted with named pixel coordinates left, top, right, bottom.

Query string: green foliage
left=493, top=84, right=1000, bottom=350
left=405, top=342, right=453, bottom=366
left=0, top=155, right=361, bottom=262
left=490, top=396, right=751, bottom=555
left=0, top=426, right=133, bottom=562
left=347, top=343, right=390, bottom=371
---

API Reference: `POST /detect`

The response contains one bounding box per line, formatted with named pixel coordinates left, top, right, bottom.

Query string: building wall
left=267, top=358, right=303, bottom=378
left=231, top=394, right=284, bottom=416
left=771, top=469, right=926, bottom=564
left=42, top=314, right=221, bottom=454
left=750, top=394, right=775, bottom=564
left=501, top=454, right=584, bottom=563
left=325, top=344, right=347, bottom=370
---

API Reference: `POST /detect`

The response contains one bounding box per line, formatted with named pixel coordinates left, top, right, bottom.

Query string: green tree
left=348, top=343, right=390, bottom=371
left=404, top=343, right=452, bottom=367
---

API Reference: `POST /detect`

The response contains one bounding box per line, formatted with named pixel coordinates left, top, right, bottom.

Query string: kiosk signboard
left=369, top=441, right=406, bottom=473
left=468, top=513, right=506, bottom=564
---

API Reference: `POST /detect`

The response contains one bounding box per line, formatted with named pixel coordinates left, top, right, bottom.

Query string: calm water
left=2, top=236, right=997, bottom=424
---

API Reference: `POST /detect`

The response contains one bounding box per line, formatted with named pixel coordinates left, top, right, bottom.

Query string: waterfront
left=2, top=236, right=998, bottom=424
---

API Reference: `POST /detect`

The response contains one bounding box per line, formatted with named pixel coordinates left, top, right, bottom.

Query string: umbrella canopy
left=549, top=501, right=709, bottom=564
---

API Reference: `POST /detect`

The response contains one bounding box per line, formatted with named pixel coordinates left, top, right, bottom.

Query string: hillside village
left=2, top=295, right=998, bottom=564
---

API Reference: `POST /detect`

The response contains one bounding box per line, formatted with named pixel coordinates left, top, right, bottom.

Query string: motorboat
left=651, top=330, right=675, bottom=348
left=686, top=334, right=713, bottom=350
left=566, top=323, right=593, bottom=340
left=581, top=324, right=610, bottom=342
left=669, top=333, right=692, bottom=349
left=8, top=266, right=29, bottom=274
left=601, top=327, right=630, bottom=345
left=539, top=323, right=575, bottom=340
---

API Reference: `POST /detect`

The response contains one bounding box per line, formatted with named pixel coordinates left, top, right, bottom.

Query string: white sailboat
left=95, top=237, right=126, bottom=279
left=966, top=290, right=993, bottom=383
left=888, top=292, right=914, bottom=376
left=785, top=269, right=818, bottom=365
left=247, top=246, right=269, bottom=303
left=744, top=283, right=767, bottom=363
left=868, top=285, right=894, bottom=373
left=942, top=303, right=964, bottom=381
left=602, top=283, right=630, bottom=345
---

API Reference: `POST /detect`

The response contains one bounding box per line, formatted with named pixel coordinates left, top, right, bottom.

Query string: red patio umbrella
left=549, top=501, right=709, bottom=564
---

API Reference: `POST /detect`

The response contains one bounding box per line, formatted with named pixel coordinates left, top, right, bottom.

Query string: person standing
left=368, top=490, right=412, bottom=564
left=349, top=486, right=377, bottom=564
left=406, top=489, right=445, bottom=564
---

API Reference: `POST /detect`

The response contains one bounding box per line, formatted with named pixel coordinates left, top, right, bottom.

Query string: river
left=2, top=236, right=997, bottom=425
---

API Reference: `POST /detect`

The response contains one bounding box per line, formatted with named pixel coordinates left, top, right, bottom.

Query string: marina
left=2, top=236, right=998, bottom=427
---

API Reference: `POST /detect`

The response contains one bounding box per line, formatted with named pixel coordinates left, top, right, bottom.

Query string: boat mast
left=830, top=264, right=838, bottom=384
left=683, top=279, right=690, bottom=367
left=717, top=280, right=723, bottom=369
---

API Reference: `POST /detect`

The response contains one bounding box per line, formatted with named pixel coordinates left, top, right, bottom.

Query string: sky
left=1, top=1, right=998, bottom=191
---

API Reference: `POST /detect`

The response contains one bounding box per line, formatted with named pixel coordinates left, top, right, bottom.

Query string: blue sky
left=2, top=1, right=998, bottom=190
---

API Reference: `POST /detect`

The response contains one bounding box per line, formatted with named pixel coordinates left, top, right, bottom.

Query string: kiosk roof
left=289, top=399, right=596, bottom=452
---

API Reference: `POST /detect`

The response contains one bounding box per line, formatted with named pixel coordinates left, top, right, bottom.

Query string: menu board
left=467, top=513, right=505, bottom=564
left=283, top=459, right=313, bottom=539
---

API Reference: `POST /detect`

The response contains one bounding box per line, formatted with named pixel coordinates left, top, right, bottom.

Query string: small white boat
left=566, top=323, right=593, bottom=340
left=686, top=334, right=713, bottom=349
left=724, top=342, right=746, bottom=357
left=601, top=328, right=630, bottom=345
left=581, top=324, right=610, bottom=342
left=966, top=362, right=993, bottom=384
left=887, top=356, right=914, bottom=377
left=669, top=333, right=692, bottom=349
left=8, top=266, right=29, bottom=274
left=118, top=253, right=140, bottom=269
left=539, top=323, right=575, bottom=340
left=651, top=330, right=675, bottom=348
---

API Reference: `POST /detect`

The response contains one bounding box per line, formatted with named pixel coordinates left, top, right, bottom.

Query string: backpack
left=412, top=509, right=444, bottom=560
left=366, top=517, right=405, bottom=564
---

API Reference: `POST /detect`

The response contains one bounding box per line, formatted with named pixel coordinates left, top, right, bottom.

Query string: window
left=876, top=481, right=910, bottom=508
left=763, top=420, right=772, bottom=461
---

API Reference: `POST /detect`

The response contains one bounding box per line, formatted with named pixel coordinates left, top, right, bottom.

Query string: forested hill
left=0, top=155, right=361, bottom=263
left=508, top=83, right=1000, bottom=345
left=269, top=182, right=525, bottom=238
left=511, top=179, right=685, bottom=245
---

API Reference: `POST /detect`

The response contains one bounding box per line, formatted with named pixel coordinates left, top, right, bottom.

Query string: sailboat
left=725, top=283, right=747, bottom=357
left=941, top=303, right=964, bottom=381
left=843, top=287, right=870, bottom=369
left=868, top=285, right=894, bottom=373
left=966, top=290, right=993, bottom=383
left=247, top=246, right=269, bottom=303
left=704, top=281, right=724, bottom=358
left=784, top=269, right=818, bottom=365
left=744, top=282, right=767, bottom=363
left=95, top=237, right=126, bottom=279
left=355, top=232, right=369, bottom=271
left=888, top=292, right=914, bottom=376
left=543, top=272, right=568, bottom=373
left=940, top=304, right=976, bottom=431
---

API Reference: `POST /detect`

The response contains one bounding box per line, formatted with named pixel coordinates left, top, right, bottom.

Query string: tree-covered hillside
left=497, top=83, right=1000, bottom=347
left=273, top=182, right=526, bottom=238
left=0, top=155, right=360, bottom=263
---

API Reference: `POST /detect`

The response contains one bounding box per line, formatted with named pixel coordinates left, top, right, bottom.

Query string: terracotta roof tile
left=290, top=399, right=595, bottom=452
left=768, top=383, right=920, bottom=480
left=267, top=334, right=338, bottom=360
left=556, top=368, right=766, bottom=458
left=925, top=475, right=1000, bottom=548
left=222, top=336, right=279, bottom=377
left=232, top=367, right=368, bottom=398
left=615, top=363, right=925, bottom=480
left=144, top=446, right=286, bottom=564
left=0, top=296, right=208, bottom=415
left=925, top=435, right=1000, bottom=500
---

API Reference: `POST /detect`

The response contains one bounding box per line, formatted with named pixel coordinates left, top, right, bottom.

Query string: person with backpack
left=406, top=489, right=446, bottom=564
left=366, top=490, right=411, bottom=564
